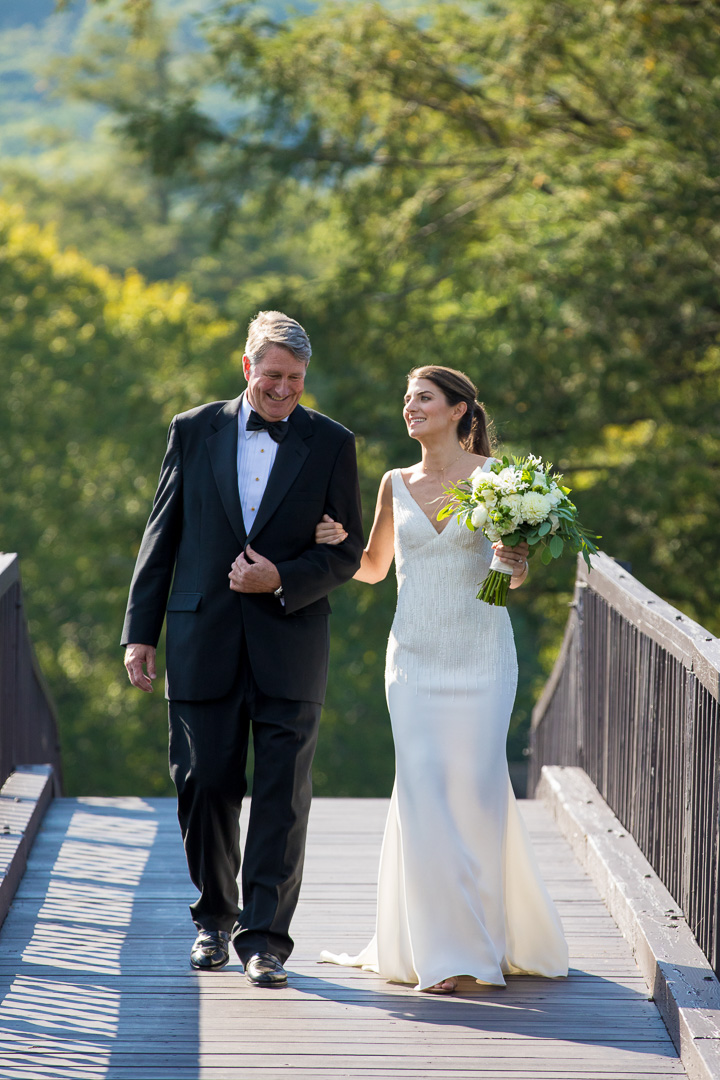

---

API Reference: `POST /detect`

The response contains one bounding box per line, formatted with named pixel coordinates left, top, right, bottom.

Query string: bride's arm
left=355, top=472, right=394, bottom=583
left=509, top=563, right=529, bottom=589
left=315, top=472, right=395, bottom=584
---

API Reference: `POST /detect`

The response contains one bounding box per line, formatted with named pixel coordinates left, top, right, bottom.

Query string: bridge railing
left=0, top=553, right=62, bottom=792
left=530, top=550, right=720, bottom=972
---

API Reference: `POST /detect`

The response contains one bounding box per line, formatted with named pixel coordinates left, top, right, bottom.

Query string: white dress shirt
left=237, top=394, right=288, bottom=534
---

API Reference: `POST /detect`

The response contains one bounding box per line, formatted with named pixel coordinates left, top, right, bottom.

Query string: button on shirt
left=237, top=395, right=288, bottom=534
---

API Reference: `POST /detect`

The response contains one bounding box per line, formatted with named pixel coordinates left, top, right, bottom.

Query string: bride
left=317, top=365, right=568, bottom=992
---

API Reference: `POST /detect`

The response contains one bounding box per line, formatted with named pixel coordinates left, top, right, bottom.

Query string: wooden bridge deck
left=0, top=796, right=685, bottom=1079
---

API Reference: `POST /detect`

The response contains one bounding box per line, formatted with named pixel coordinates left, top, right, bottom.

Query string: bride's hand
left=315, top=514, right=348, bottom=546
left=493, top=539, right=529, bottom=577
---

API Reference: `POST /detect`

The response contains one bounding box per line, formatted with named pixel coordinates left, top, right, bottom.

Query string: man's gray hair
left=245, top=310, right=312, bottom=366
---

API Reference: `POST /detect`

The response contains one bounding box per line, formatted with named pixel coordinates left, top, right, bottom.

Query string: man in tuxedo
left=122, top=311, right=363, bottom=986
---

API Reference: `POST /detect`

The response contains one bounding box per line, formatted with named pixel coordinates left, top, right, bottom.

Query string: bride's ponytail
left=466, top=400, right=495, bottom=458
left=409, top=366, right=497, bottom=458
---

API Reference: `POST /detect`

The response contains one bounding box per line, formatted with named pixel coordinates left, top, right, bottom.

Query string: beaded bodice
left=386, top=465, right=517, bottom=691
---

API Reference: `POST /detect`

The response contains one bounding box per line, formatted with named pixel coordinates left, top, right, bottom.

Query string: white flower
left=485, top=523, right=502, bottom=543
left=549, top=513, right=560, bottom=534
left=501, top=492, right=524, bottom=525
left=482, top=487, right=498, bottom=508
left=471, top=504, right=488, bottom=529
left=496, top=467, right=520, bottom=493
left=472, top=471, right=499, bottom=495
left=547, top=484, right=564, bottom=508
left=520, top=491, right=552, bottom=525
left=469, top=471, right=484, bottom=494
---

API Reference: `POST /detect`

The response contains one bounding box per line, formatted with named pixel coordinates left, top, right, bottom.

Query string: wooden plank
left=0, top=796, right=687, bottom=1079
left=0, top=767, right=56, bottom=932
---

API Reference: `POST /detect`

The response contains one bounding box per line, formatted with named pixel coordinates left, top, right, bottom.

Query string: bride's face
left=403, top=377, right=462, bottom=440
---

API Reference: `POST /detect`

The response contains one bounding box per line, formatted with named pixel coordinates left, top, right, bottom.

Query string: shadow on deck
left=0, top=795, right=685, bottom=1080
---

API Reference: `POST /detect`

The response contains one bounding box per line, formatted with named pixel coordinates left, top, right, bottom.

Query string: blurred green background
left=1, top=0, right=718, bottom=796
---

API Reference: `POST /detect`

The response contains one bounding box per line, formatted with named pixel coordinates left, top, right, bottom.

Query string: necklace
left=421, top=450, right=464, bottom=483
left=419, top=451, right=465, bottom=506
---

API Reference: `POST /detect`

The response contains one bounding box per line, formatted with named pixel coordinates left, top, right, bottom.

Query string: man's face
left=243, top=345, right=307, bottom=422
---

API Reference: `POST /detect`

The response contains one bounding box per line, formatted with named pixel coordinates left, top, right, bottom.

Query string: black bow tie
left=246, top=409, right=289, bottom=443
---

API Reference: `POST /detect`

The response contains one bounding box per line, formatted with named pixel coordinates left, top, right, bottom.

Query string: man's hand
left=124, top=644, right=157, bottom=692
left=229, top=544, right=282, bottom=594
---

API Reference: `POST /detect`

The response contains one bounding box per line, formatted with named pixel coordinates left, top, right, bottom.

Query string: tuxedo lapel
left=247, top=406, right=312, bottom=544
left=206, top=396, right=247, bottom=547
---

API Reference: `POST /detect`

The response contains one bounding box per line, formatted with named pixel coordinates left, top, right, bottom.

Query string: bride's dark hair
left=408, top=365, right=496, bottom=457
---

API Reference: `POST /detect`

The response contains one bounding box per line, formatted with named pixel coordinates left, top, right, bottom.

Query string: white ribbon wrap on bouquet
left=489, top=552, right=514, bottom=576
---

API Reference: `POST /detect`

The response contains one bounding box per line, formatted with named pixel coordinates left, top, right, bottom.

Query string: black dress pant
left=168, top=651, right=321, bottom=964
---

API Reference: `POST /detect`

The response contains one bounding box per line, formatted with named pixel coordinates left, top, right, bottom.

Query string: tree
left=5, top=0, right=719, bottom=794
left=0, top=199, right=241, bottom=793
left=0, top=198, right=395, bottom=797
left=107, top=0, right=720, bottom=761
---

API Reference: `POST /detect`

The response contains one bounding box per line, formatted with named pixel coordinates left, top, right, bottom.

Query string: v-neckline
left=398, top=458, right=493, bottom=538
left=399, top=473, right=454, bottom=538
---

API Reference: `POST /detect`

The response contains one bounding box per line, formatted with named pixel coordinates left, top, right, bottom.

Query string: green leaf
left=549, top=535, right=564, bottom=558
left=541, top=546, right=554, bottom=565
left=538, top=521, right=552, bottom=536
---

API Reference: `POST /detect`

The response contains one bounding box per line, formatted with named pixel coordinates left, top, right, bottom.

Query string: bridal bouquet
left=438, top=454, right=599, bottom=606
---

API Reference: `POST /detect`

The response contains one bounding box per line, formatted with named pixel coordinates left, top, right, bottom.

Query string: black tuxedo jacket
left=121, top=395, right=363, bottom=704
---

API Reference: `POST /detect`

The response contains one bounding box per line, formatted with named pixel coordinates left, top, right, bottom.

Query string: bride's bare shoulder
left=377, top=471, right=395, bottom=506
left=467, top=453, right=491, bottom=470
left=397, top=463, right=422, bottom=485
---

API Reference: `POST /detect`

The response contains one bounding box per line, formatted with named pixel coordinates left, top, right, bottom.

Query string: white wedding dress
left=321, top=464, right=568, bottom=989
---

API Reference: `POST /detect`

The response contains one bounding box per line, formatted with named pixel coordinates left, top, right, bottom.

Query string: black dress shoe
left=190, top=930, right=230, bottom=970
left=244, top=951, right=288, bottom=987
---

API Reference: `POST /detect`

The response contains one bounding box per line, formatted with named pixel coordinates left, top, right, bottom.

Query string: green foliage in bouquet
left=439, top=455, right=600, bottom=605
